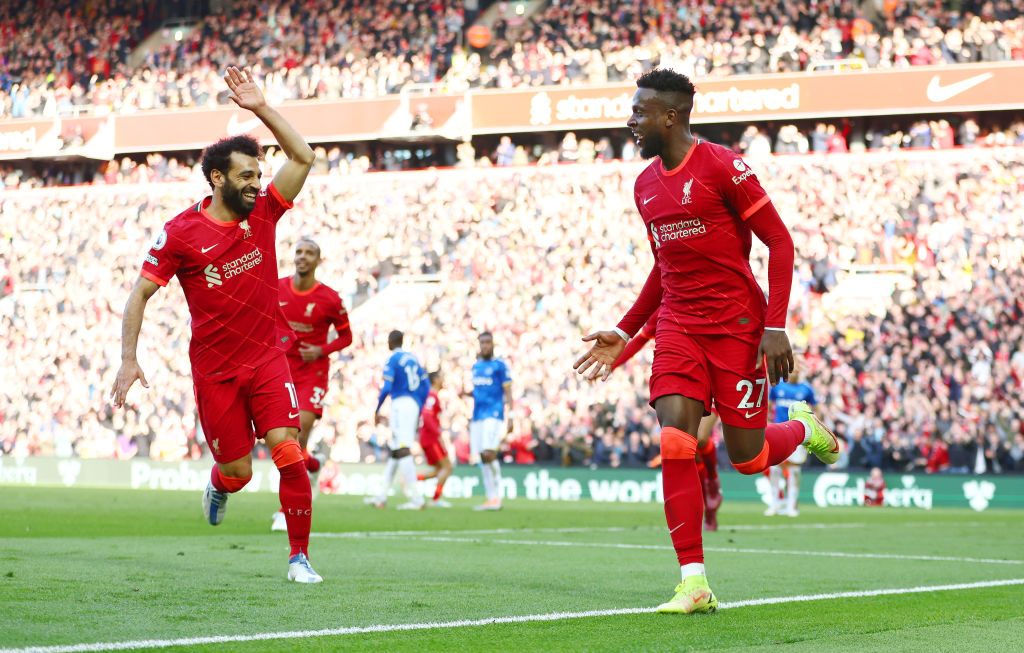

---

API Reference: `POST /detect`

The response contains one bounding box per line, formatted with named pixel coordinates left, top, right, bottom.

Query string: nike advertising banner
left=469, top=62, right=1024, bottom=132
left=3, top=457, right=1023, bottom=511
left=0, top=63, right=1021, bottom=157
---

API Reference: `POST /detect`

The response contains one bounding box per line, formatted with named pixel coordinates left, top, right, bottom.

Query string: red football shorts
left=193, top=353, right=301, bottom=463
left=421, top=439, right=447, bottom=466
left=288, top=359, right=329, bottom=417
left=650, top=331, right=769, bottom=429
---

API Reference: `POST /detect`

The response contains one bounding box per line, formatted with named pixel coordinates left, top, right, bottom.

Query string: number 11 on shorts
left=285, top=382, right=298, bottom=409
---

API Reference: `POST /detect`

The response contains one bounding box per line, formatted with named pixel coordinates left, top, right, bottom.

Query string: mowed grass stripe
left=4, top=578, right=1022, bottom=653
left=339, top=532, right=1024, bottom=566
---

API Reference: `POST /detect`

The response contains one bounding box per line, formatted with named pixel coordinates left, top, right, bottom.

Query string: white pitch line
left=311, top=519, right=1018, bottom=539
left=4, top=578, right=1022, bottom=653
left=341, top=533, right=1024, bottom=566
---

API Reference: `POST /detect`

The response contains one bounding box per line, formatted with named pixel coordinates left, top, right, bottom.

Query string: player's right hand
left=374, top=413, right=389, bottom=426
left=110, top=360, right=149, bottom=408
left=573, top=331, right=627, bottom=382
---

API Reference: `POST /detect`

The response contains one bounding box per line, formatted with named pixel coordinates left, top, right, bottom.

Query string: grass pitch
left=1, top=486, right=1023, bottom=652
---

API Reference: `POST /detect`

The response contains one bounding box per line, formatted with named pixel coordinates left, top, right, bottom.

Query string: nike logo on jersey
left=925, top=72, right=993, bottom=103
left=288, top=412, right=300, bottom=419
left=744, top=410, right=763, bottom=419
left=643, top=195, right=657, bottom=205
left=201, top=245, right=217, bottom=253
left=279, top=301, right=288, bottom=306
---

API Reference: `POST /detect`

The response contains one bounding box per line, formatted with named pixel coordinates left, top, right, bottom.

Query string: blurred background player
left=417, top=370, right=453, bottom=507
left=366, top=330, right=430, bottom=510
left=271, top=237, right=352, bottom=532
left=574, top=68, right=839, bottom=614
left=611, top=310, right=723, bottom=530
left=469, top=331, right=513, bottom=511
left=765, top=361, right=817, bottom=517
left=110, top=67, right=322, bottom=583
left=864, top=467, right=886, bottom=506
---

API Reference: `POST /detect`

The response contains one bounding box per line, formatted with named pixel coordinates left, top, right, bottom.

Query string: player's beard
left=222, top=180, right=256, bottom=217
left=639, top=132, right=664, bottom=160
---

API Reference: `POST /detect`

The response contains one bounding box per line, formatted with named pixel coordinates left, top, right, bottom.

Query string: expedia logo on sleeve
left=731, top=159, right=755, bottom=185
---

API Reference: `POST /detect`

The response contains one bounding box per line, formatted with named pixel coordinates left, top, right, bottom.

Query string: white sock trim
left=797, top=418, right=811, bottom=444
left=680, top=563, right=706, bottom=580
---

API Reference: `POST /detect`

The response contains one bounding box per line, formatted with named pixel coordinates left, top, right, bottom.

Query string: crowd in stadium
left=3, top=114, right=1024, bottom=190
left=2, top=147, right=1023, bottom=475
left=2, top=0, right=1023, bottom=118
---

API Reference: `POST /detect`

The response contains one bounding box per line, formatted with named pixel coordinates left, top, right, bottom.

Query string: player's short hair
left=388, top=330, right=404, bottom=348
left=428, top=370, right=440, bottom=384
left=478, top=331, right=493, bottom=340
left=636, top=68, right=697, bottom=97
left=200, top=135, right=262, bottom=189
left=296, top=237, right=321, bottom=256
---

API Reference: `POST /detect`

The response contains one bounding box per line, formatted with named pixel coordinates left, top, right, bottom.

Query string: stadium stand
left=1, top=0, right=1023, bottom=118
left=2, top=148, right=1022, bottom=474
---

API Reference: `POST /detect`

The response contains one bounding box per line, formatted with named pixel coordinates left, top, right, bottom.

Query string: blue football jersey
left=377, top=350, right=430, bottom=410
left=471, top=358, right=510, bottom=420
left=769, top=381, right=816, bottom=424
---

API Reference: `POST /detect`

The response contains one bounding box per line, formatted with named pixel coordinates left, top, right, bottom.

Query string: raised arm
left=110, top=276, right=161, bottom=407
left=223, top=66, right=314, bottom=203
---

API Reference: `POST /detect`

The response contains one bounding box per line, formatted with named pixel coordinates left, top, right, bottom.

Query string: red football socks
left=732, top=421, right=806, bottom=475
left=304, top=450, right=321, bottom=473
left=433, top=480, right=446, bottom=501
left=660, top=427, right=704, bottom=566
left=273, top=440, right=312, bottom=557
left=765, top=421, right=806, bottom=466
left=698, top=438, right=719, bottom=482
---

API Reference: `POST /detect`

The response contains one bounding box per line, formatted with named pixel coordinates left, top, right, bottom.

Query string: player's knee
left=270, top=438, right=304, bottom=469
left=730, top=442, right=769, bottom=475
left=660, top=427, right=698, bottom=460
left=391, top=447, right=411, bottom=459
left=480, top=450, right=496, bottom=463
left=219, top=458, right=253, bottom=480
left=219, top=473, right=251, bottom=493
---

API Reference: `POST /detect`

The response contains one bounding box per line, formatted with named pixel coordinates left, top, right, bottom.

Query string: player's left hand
left=506, top=417, right=514, bottom=434
left=224, top=66, right=267, bottom=112
left=298, top=343, right=323, bottom=361
left=374, top=413, right=389, bottom=426
left=757, top=330, right=794, bottom=385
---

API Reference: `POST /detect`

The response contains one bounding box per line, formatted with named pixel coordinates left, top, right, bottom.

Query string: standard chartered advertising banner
left=1, top=456, right=1022, bottom=511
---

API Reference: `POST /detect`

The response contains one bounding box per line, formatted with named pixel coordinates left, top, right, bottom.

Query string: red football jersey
left=419, top=391, right=441, bottom=443
left=277, top=277, right=352, bottom=375
left=630, top=140, right=771, bottom=335
left=140, top=183, right=292, bottom=381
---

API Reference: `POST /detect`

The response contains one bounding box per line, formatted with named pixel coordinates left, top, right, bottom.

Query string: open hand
left=224, top=66, right=266, bottom=112
left=573, top=331, right=627, bottom=382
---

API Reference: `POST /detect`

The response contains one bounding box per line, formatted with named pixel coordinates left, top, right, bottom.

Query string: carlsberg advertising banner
left=1, top=457, right=1021, bottom=511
